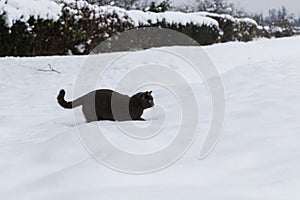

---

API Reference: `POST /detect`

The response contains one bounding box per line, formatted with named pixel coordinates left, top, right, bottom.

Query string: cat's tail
left=57, top=89, right=82, bottom=109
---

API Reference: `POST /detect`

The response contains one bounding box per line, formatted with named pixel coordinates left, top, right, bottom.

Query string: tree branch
left=38, top=64, right=61, bottom=74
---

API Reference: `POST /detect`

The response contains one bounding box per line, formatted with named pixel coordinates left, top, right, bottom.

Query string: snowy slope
left=1, top=36, right=300, bottom=199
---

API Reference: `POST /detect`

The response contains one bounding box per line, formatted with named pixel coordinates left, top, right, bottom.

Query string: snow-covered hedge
left=0, top=0, right=222, bottom=56
left=0, top=0, right=261, bottom=56
left=196, top=12, right=261, bottom=42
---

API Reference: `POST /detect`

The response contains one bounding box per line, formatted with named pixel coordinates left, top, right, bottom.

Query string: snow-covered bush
left=1, top=0, right=299, bottom=56
left=196, top=12, right=260, bottom=42
left=0, top=1, right=220, bottom=56
left=0, top=1, right=136, bottom=56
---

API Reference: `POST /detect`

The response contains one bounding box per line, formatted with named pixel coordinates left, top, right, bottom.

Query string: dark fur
left=57, top=89, right=154, bottom=122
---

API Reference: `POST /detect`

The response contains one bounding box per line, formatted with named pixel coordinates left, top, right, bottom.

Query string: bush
left=0, top=1, right=274, bottom=56
left=0, top=3, right=222, bottom=56
left=148, top=0, right=171, bottom=13
left=197, top=13, right=260, bottom=42
left=0, top=3, right=134, bottom=56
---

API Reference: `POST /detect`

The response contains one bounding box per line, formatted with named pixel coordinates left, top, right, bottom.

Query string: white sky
left=163, top=0, right=300, bottom=16
left=229, top=0, right=300, bottom=16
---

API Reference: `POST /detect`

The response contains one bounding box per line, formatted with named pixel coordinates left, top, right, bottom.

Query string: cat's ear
left=144, top=91, right=150, bottom=98
left=149, top=91, right=152, bottom=94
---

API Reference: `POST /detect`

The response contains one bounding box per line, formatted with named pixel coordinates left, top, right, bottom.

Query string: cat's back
left=94, top=89, right=129, bottom=99
left=92, top=89, right=130, bottom=106
left=94, top=89, right=113, bottom=98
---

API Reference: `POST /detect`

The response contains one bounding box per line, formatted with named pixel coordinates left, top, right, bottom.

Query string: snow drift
left=1, top=36, right=300, bottom=199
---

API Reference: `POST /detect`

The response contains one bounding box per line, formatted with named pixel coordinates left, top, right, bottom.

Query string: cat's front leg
left=137, top=118, right=145, bottom=121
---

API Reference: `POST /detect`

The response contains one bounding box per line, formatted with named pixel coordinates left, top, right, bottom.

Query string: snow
left=196, top=11, right=236, bottom=22
left=236, top=17, right=258, bottom=26
left=196, top=11, right=258, bottom=26
left=1, top=36, right=300, bottom=199
left=123, top=10, right=219, bottom=27
left=272, top=26, right=284, bottom=33
left=0, top=0, right=62, bottom=27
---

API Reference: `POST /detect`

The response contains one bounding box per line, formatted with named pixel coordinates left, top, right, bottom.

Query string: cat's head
left=140, top=91, right=154, bottom=109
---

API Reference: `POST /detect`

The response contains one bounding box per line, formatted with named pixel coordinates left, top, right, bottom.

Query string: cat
left=57, top=89, right=154, bottom=122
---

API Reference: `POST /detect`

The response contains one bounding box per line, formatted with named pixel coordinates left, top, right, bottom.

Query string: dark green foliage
left=205, top=15, right=260, bottom=42
left=148, top=0, right=171, bottom=13
left=205, top=15, right=235, bottom=42
left=0, top=13, right=13, bottom=56
left=234, top=21, right=259, bottom=42
left=166, top=23, right=219, bottom=45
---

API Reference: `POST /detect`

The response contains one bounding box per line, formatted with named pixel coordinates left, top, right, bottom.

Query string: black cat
left=57, top=89, right=154, bottom=122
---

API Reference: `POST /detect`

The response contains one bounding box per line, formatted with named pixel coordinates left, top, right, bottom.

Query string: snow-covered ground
left=1, top=36, right=300, bottom=199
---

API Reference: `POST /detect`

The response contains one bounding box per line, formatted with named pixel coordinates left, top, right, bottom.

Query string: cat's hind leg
left=82, top=105, right=98, bottom=123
